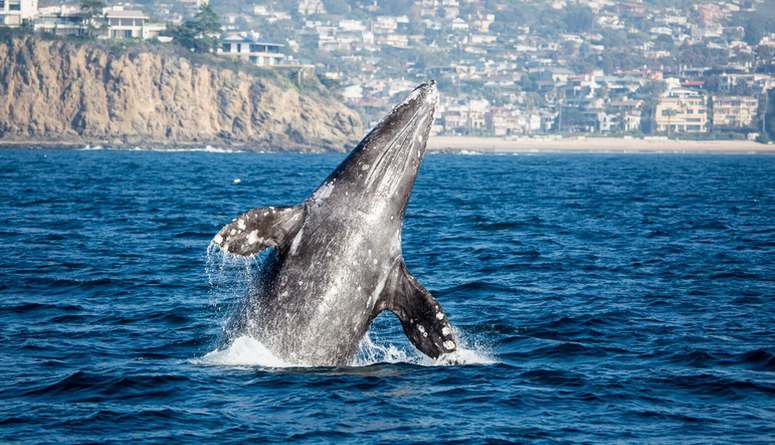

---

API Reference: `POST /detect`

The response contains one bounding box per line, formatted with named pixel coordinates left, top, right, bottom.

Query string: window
left=9, top=1, right=20, bottom=11
left=0, top=1, right=5, bottom=9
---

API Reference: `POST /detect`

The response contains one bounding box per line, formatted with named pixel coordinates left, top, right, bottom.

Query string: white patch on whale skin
left=313, top=181, right=334, bottom=202
left=213, top=234, right=223, bottom=244
left=442, top=326, right=451, bottom=336
left=436, top=312, right=445, bottom=320
left=238, top=219, right=246, bottom=230
left=290, top=227, right=304, bottom=255
left=361, top=164, right=370, bottom=171
left=366, top=270, right=389, bottom=310
left=247, top=230, right=259, bottom=245
left=443, top=340, right=456, bottom=350
left=417, top=325, right=427, bottom=337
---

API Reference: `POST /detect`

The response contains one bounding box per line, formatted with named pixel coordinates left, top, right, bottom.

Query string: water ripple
left=1, top=150, right=774, bottom=443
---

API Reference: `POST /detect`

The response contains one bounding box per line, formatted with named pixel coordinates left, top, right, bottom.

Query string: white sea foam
left=78, top=145, right=247, bottom=153
left=195, top=330, right=495, bottom=369
left=196, top=336, right=294, bottom=368
left=356, top=331, right=496, bottom=367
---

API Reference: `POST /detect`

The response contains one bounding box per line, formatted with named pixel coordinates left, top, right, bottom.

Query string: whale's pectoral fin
left=378, top=261, right=457, bottom=359
left=211, top=205, right=304, bottom=257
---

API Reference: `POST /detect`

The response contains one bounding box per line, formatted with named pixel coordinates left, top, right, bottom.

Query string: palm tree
left=79, top=0, right=105, bottom=37
left=663, top=108, right=678, bottom=138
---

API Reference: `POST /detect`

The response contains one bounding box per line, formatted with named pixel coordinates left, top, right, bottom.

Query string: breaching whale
left=211, top=81, right=457, bottom=366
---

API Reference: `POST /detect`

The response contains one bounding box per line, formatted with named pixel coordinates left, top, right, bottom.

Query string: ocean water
left=1, top=148, right=774, bottom=444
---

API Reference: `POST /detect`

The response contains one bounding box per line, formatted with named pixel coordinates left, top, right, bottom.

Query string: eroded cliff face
left=0, top=36, right=364, bottom=151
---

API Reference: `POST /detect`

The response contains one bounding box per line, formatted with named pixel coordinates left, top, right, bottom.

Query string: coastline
left=427, top=136, right=775, bottom=154
left=0, top=140, right=348, bottom=153
left=2, top=136, right=774, bottom=154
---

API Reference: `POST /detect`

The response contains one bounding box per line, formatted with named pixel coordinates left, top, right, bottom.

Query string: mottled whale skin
left=212, top=81, right=457, bottom=366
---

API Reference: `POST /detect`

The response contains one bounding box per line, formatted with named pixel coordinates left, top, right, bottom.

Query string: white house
left=0, top=0, right=37, bottom=27
left=220, top=34, right=285, bottom=67
left=103, top=9, right=150, bottom=39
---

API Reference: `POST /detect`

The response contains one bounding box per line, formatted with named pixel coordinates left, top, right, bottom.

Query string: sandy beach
left=427, top=136, right=775, bottom=154
left=2, top=136, right=774, bottom=154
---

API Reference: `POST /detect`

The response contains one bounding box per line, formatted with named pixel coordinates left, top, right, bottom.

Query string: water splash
left=195, top=330, right=495, bottom=369
left=196, top=336, right=293, bottom=368
left=202, top=243, right=496, bottom=369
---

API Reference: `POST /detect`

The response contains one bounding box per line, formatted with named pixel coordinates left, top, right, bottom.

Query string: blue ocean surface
left=1, top=148, right=774, bottom=444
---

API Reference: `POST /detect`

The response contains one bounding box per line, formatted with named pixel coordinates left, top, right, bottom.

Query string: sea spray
left=204, top=244, right=268, bottom=343
left=202, top=245, right=496, bottom=368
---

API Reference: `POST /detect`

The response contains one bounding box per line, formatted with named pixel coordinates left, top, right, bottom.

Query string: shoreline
left=0, top=140, right=345, bottom=153
left=427, top=136, right=775, bottom=154
left=2, top=136, right=774, bottom=154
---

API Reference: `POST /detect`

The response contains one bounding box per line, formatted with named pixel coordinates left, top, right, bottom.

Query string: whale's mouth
left=194, top=332, right=495, bottom=370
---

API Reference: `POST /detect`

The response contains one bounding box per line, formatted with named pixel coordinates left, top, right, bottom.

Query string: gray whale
left=212, top=81, right=457, bottom=366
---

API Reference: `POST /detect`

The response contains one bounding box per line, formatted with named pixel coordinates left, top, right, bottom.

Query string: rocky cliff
left=0, top=35, right=364, bottom=151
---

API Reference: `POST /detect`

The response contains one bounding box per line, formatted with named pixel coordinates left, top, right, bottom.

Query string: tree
left=662, top=108, right=678, bottom=138
left=378, top=0, right=414, bottom=15
left=172, top=5, right=223, bottom=53
left=79, top=0, right=105, bottom=37
left=743, top=15, right=771, bottom=45
left=323, top=0, right=350, bottom=15
left=562, top=5, right=595, bottom=33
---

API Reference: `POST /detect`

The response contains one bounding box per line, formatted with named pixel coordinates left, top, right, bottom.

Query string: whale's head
left=314, top=81, right=438, bottom=217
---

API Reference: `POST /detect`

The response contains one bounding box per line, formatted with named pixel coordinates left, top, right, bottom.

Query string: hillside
left=0, top=35, right=364, bottom=151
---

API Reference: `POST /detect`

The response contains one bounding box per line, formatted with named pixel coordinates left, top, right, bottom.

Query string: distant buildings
left=655, top=89, right=709, bottom=134
left=220, top=34, right=285, bottom=66
left=712, top=96, right=759, bottom=129
left=298, top=0, right=325, bottom=16
left=2, top=0, right=774, bottom=140
left=34, top=5, right=83, bottom=36
left=103, top=9, right=164, bottom=40
left=604, top=99, right=644, bottom=133
left=8, top=3, right=165, bottom=39
left=0, top=0, right=37, bottom=27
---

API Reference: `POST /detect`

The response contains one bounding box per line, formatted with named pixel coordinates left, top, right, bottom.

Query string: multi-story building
left=33, top=5, right=83, bottom=35
left=220, top=34, right=285, bottom=66
left=103, top=9, right=151, bottom=39
left=655, top=88, right=709, bottom=134
left=297, top=0, right=325, bottom=16
left=486, top=108, right=541, bottom=136
left=606, top=99, right=644, bottom=133
left=32, top=5, right=163, bottom=39
left=0, top=0, right=37, bottom=27
left=712, top=96, right=759, bottom=129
